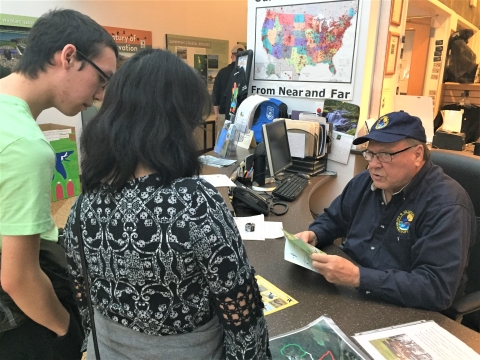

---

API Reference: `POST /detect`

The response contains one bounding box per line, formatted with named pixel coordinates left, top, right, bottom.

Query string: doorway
left=398, top=17, right=432, bottom=96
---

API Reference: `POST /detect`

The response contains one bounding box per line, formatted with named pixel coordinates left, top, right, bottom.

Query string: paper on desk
left=441, top=110, right=463, bottom=133
left=198, top=155, right=236, bottom=167
left=328, top=131, right=354, bottom=164
left=234, top=215, right=265, bottom=241
left=283, top=229, right=324, bottom=272
left=287, top=132, right=306, bottom=158
left=264, top=221, right=283, bottom=239
left=353, top=320, right=480, bottom=360
left=199, top=174, right=236, bottom=188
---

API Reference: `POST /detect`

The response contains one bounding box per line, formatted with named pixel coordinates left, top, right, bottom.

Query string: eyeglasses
left=76, top=49, right=110, bottom=89
left=363, top=146, right=414, bottom=163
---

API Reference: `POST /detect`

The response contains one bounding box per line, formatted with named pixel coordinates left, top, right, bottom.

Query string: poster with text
left=248, top=0, right=361, bottom=101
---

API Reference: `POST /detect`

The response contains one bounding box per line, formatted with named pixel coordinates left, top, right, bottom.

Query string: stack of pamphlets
left=198, top=155, right=236, bottom=168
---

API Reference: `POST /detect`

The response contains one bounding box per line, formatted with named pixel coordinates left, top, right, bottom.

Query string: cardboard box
left=39, top=124, right=81, bottom=201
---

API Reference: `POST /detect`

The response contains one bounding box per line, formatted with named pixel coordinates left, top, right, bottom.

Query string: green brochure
left=282, top=229, right=325, bottom=255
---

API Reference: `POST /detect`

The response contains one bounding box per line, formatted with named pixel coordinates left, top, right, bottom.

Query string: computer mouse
left=298, top=173, right=310, bottom=180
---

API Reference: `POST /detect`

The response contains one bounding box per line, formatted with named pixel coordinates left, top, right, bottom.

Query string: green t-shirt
left=0, top=94, right=57, bottom=250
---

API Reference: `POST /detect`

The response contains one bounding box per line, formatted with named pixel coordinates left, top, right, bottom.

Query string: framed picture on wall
left=385, top=32, right=400, bottom=75
left=390, top=0, right=404, bottom=25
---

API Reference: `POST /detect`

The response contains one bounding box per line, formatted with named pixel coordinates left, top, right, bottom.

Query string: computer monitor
left=262, top=120, right=292, bottom=179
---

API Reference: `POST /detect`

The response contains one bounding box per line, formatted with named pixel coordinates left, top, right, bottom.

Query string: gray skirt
left=87, top=309, right=224, bottom=360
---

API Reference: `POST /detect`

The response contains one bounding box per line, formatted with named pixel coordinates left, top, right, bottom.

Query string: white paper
left=441, top=110, right=463, bottom=133
left=299, top=113, right=327, bottom=124
left=199, top=174, right=236, bottom=188
left=264, top=221, right=284, bottom=239
left=284, top=237, right=318, bottom=272
left=353, top=320, right=480, bottom=360
left=287, top=132, right=306, bottom=158
left=234, top=215, right=265, bottom=241
left=394, top=95, right=435, bottom=142
left=42, top=130, right=60, bottom=142
left=328, top=131, right=354, bottom=164
left=236, top=129, right=255, bottom=149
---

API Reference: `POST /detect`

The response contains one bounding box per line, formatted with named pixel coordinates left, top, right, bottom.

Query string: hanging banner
left=103, top=26, right=152, bottom=56
left=248, top=0, right=361, bottom=100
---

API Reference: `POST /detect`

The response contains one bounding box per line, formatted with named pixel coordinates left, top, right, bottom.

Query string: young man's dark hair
left=14, top=9, right=118, bottom=79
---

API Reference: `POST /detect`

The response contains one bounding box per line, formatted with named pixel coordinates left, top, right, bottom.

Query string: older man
left=296, top=111, right=476, bottom=311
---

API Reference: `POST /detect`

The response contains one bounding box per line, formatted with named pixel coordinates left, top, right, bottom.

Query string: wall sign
left=103, top=26, right=152, bottom=56
left=390, top=0, right=404, bottom=25
left=385, top=32, right=400, bottom=75
left=249, top=0, right=361, bottom=100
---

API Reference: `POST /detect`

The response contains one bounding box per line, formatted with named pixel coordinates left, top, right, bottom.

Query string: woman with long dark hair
left=64, top=49, right=270, bottom=359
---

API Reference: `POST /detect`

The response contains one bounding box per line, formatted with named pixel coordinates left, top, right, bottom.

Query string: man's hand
left=1, top=234, right=70, bottom=336
left=310, top=253, right=360, bottom=287
left=295, top=231, right=318, bottom=247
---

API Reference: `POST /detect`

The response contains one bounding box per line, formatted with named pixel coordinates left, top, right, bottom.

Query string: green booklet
left=282, top=229, right=325, bottom=255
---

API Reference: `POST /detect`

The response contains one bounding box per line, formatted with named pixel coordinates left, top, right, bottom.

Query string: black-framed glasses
left=76, top=49, right=110, bottom=89
left=363, top=146, right=414, bottom=163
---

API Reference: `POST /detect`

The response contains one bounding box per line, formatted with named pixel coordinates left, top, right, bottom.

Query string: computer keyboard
left=272, top=174, right=309, bottom=202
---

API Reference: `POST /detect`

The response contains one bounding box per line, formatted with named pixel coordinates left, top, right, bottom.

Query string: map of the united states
left=254, top=1, right=358, bottom=83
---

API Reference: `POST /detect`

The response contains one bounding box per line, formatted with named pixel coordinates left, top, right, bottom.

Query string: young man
left=296, top=111, right=476, bottom=311
left=0, top=9, right=118, bottom=359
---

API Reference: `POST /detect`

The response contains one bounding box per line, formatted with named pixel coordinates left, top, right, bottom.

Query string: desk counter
left=202, top=148, right=480, bottom=353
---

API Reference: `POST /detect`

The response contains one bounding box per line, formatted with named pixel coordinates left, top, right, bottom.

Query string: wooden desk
left=201, top=148, right=480, bottom=354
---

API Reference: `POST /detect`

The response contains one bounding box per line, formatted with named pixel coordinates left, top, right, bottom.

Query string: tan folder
left=277, top=119, right=320, bottom=157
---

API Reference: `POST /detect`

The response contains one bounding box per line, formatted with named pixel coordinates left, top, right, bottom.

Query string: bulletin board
left=166, top=34, right=229, bottom=92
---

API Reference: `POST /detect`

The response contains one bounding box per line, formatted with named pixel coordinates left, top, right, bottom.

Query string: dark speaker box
left=432, top=131, right=466, bottom=151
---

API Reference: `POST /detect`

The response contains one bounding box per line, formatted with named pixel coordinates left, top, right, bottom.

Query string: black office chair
left=430, top=149, right=480, bottom=331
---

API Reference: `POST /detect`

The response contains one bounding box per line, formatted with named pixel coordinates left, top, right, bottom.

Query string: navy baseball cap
left=353, top=111, right=427, bottom=145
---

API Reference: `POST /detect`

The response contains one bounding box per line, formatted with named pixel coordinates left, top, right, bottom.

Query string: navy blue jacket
left=309, top=161, right=476, bottom=310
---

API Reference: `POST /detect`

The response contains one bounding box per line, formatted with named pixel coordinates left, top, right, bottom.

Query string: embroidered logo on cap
left=396, top=210, right=414, bottom=233
left=375, top=115, right=389, bottom=130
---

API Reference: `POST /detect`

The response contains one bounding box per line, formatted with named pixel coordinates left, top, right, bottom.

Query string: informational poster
left=103, top=26, right=152, bottom=58
left=166, top=34, right=229, bottom=92
left=0, top=13, right=36, bottom=76
left=248, top=0, right=361, bottom=100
